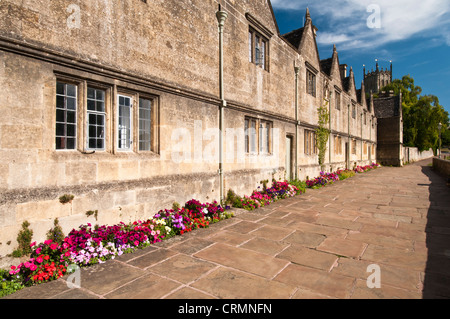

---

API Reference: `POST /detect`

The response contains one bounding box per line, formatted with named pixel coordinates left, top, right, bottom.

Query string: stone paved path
left=4, top=158, right=450, bottom=299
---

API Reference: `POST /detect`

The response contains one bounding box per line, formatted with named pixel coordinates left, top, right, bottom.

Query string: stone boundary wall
left=433, top=157, right=450, bottom=178
left=403, top=147, right=434, bottom=164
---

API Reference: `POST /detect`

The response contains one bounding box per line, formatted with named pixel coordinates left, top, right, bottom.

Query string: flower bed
left=226, top=180, right=301, bottom=211
left=2, top=199, right=232, bottom=295
left=1, top=167, right=380, bottom=297
left=306, top=162, right=380, bottom=189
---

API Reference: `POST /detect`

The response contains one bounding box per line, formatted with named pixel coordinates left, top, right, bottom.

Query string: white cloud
left=271, top=0, right=450, bottom=51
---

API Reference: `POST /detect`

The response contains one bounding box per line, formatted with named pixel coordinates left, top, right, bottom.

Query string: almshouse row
left=0, top=0, right=376, bottom=257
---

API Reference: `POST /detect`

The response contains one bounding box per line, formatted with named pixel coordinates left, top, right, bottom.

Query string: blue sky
left=270, top=0, right=450, bottom=117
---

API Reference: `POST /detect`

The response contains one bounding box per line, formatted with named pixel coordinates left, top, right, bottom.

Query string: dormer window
left=249, top=28, right=268, bottom=70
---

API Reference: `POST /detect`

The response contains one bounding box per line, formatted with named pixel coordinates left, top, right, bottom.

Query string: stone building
left=364, top=61, right=393, bottom=94
left=0, top=0, right=377, bottom=256
left=373, top=91, right=404, bottom=166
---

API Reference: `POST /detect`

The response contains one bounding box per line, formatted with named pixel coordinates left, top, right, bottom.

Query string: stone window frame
left=306, top=69, right=316, bottom=97
left=116, top=93, right=134, bottom=152
left=137, top=94, right=159, bottom=153
left=304, top=129, right=317, bottom=156
left=248, top=27, right=269, bottom=71
left=335, top=90, right=341, bottom=110
left=246, top=13, right=272, bottom=72
left=351, top=139, right=357, bottom=155
left=53, top=70, right=160, bottom=156
left=334, top=135, right=343, bottom=155
left=55, top=79, right=79, bottom=151
left=86, top=86, right=107, bottom=151
left=245, top=116, right=273, bottom=155
left=259, top=119, right=272, bottom=155
left=115, top=90, right=159, bottom=154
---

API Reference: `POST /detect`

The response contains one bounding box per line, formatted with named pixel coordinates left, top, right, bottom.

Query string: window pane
left=66, top=97, right=76, bottom=110
left=56, top=82, right=65, bottom=95
left=87, top=99, right=95, bottom=111
left=66, top=84, right=76, bottom=97
left=245, top=119, right=249, bottom=153
left=56, top=123, right=65, bottom=136
left=250, top=120, right=256, bottom=153
left=118, top=96, right=132, bottom=150
left=66, top=138, right=76, bottom=149
left=87, top=88, right=95, bottom=99
left=96, top=101, right=104, bottom=112
left=56, top=96, right=65, bottom=109
left=56, top=109, right=65, bottom=122
left=249, top=32, right=252, bottom=63
left=67, top=124, right=76, bottom=137
left=55, top=81, right=77, bottom=150
left=67, top=111, right=76, bottom=123
left=261, top=40, right=265, bottom=69
left=139, top=98, right=152, bottom=151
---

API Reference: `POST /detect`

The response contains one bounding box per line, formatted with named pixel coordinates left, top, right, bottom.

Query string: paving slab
left=316, top=238, right=367, bottom=259
left=194, top=243, right=289, bottom=279
left=190, top=267, right=296, bottom=299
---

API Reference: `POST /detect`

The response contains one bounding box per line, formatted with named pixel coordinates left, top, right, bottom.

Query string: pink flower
left=50, top=243, right=58, bottom=250
left=36, top=256, right=43, bottom=263
left=30, top=264, right=37, bottom=271
left=134, top=240, right=139, bottom=246
left=30, top=241, right=36, bottom=247
left=44, top=239, right=53, bottom=245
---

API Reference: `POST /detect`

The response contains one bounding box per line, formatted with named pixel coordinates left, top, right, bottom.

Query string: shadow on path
left=420, top=161, right=450, bottom=298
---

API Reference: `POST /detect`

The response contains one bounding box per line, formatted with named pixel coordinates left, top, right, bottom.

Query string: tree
left=380, top=75, right=449, bottom=153
left=316, top=99, right=330, bottom=171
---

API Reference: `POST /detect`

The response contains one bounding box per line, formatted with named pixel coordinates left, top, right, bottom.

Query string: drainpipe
left=294, top=65, right=300, bottom=180
left=329, top=92, right=332, bottom=171
left=216, top=6, right=227, bottom=205
left=347, top=104, right=350, bottom=170
left=361, top=113, right=363, bottom=162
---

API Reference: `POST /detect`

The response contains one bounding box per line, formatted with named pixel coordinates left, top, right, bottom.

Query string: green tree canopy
left=380, top=75, right=449, bottom=153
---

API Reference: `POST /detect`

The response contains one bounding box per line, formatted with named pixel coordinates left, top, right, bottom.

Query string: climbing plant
left=316, top=99, right=330, bottom=171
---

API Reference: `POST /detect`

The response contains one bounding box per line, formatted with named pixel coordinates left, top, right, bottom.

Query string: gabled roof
left=282, top=27, right=305, bottom=49
left=320, top=57, right=333, bottom=77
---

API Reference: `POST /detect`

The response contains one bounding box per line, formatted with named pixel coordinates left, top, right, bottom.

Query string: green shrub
left=46, top=218, right=65, bottom=244
left=0, top=269, right=24, bottom=298
left=12, top=221, right=33, bottom=257
left=338, top=170, right=356, bottom=180
left=288, top=179, right=307, bottom=194
left=59, top=194, right=74, bottom=204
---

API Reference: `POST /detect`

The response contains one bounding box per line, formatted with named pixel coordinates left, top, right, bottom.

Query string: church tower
left=364, top=60, right=393, bottom=94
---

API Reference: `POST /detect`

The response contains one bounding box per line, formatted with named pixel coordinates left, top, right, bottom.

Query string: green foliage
left=225, top=189, right=243, bottom=208
left=338, top=170, right=355, bottom=180
left=316, top=100, right=330, bottom=171
left=0, top=269, right=24, bottom=298
left=288, top=179, right=307, bottom=194
left=12, top=221, right=33, bottom=257
left=46, top=218, right=65, bottom=244
left=172, top=202, right=181, bottom=211
left=380, top=75, right=449, bottom=153
left=59, top=194, right=74, bottom=204
left=86, top=210, right=98, bottom=221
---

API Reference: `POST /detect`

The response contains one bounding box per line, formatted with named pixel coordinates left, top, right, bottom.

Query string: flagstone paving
left=4, top=158, right=450, bottom=299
